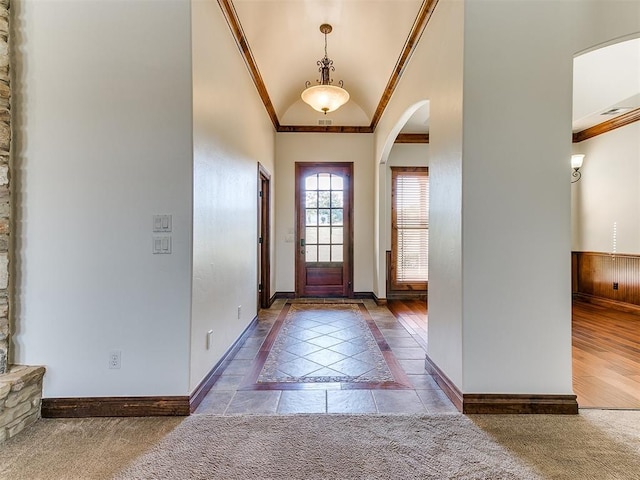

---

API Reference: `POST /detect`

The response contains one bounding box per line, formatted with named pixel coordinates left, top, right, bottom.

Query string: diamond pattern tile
left=307, top=336, right=344, bottom=349
left=256, top=303, right=395, bottom=384
left=305, top=348, right=348, bottom=366
left=278, top=358, right=325, bottom=377
left=328, top=342, right=368, bottom=357
left=287, top=328, right=323, bottom=342
left=284, top=341, right=323, bottom=357
left=329, top=358, right=374, bottom=377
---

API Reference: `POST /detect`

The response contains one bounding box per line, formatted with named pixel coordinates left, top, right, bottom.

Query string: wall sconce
left=571, top=154, right=585, bottom=183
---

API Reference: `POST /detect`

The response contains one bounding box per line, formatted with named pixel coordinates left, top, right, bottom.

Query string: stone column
left=0, top=0, right=9, bottom=375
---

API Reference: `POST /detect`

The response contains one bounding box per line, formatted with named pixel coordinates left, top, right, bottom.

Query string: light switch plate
left=153, top=236, right=172, bottom=254
left=153, top=215, right=172, bottom=232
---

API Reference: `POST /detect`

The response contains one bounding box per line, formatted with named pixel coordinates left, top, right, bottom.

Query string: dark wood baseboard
left=424, top=354, right=463, bottom=412
left=274, top=291, right=295, bottom=300
left=353, top=291, right=376, bottom=300
left=42, top=396, right=190, bottom=418
left=463, top=394, right=579, bottom=414
left=373, top=293, right=387, bottom=306
left=189, top=315, right=259, bottom=412
left=268, top=292, right=278, bottom=307
left=573, top=293, right=640, bottom=314
left=424, top=354, right=578, bottom=414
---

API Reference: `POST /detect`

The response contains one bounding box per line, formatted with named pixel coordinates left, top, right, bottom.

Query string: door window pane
left=331, top=227, right=343, bottom=244
left=306, top=246, right=317, bottom=262
left=331, top=209, right=343, bottom=226
left=306, top=191, right=317, bottom=208
left=331, top=175, right=343, bottom=190
left=331, top=191, right=343, bottom=208
left=318, top=191, right=331, bottom=208
left=305, top=175, right=318, bottom=190
left=318, top=209, right=331, bottom=225
left=318, top=173, right=331, bottom=190
left=306, top=209, right=318, bottom=226
left=306, top=227, right=318, bottom=244
left=318, top=245, right=330, bottom=262
left=331, top=245, right=343, bottom=262
left=318, top=227, right=330, bottom=244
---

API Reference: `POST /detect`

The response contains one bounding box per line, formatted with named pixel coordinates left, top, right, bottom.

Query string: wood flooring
left=387, top=298, right=640, bottom=409
left=572, top=300, right=640, bottom=408
left=386, top=299, right=428, bottom=350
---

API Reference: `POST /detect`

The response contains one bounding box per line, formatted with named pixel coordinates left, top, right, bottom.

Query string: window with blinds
left=391, top=167, right=428, bottom=291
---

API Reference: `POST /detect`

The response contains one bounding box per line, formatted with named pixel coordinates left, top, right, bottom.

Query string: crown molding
left=277, top=125, right=374, bottom=134
left=369, top=0, right=439, bottom=131
left=573, top=107, right=640, bottom=143
left=217, top=0, right=281, bottom=130
left=217, top=0, right=439, bottom=134
left=394, top=133, right=429, bottom=143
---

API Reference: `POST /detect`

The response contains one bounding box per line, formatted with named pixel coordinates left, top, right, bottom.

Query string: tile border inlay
left=240, top=301, right=413, bottom=391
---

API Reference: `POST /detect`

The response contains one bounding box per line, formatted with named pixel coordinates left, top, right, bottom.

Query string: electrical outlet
left=109, top=351, right=121, bottom=369
left=237, top=306, right=242, bottom=319
left=613, top=282, right=619, bottom=290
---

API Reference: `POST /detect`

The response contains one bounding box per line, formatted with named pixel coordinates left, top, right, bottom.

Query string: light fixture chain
left=324, top=30, right=328, bottom=58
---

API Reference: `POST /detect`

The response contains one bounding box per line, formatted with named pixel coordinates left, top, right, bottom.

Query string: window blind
left=392, top=168, right=428, bottom=287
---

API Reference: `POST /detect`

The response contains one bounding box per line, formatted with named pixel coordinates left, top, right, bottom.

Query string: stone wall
left=0, top=366, right=45, bottom=442
left=0, top=1, right=44, bottom=443
left=0, top=0, right=9, bottom=375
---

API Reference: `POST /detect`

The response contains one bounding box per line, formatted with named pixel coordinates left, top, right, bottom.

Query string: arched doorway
left=571, top=36, right=640, bottom=409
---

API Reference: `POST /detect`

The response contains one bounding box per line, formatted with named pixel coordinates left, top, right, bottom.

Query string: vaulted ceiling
left=219, top=0, right=640, bottom=139
left=220, top=0, right=436, bottom=132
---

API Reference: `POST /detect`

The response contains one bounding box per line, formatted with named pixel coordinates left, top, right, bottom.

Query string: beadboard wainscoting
left=572, top=251, right=640, bottom=311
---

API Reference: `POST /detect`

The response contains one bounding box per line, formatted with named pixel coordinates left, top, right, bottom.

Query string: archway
left=571, top=35, right=640, bottom=409
left=374, top=100, right=429, bottom=304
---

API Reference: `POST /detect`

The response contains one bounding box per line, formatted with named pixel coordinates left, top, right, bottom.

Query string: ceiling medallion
left=301, top=24, right=350, bottom=115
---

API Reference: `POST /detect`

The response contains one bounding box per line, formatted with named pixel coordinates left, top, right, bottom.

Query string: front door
left=295, top=162, right=353, bottom=297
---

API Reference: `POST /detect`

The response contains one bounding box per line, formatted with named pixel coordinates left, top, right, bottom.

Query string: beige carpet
left=0, top=411, right=639, bottom=479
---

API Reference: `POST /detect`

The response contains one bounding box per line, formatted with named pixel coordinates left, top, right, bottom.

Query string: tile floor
left=194, top=299, right=458, bottom=415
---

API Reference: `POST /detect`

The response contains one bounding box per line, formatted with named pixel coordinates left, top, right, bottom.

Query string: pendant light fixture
left=301, top=24, right=350, bottom=115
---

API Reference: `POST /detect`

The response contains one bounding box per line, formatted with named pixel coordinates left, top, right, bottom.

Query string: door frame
left=258, top=163, right=271, bottom=309
left=294, top=162, right=354, bottom=298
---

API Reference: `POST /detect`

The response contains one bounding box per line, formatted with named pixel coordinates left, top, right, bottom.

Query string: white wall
left=375, top=0, right=465, bottom=386
left=374, top=0, right=640, bottom=395
left=458, top=0, right=640, bottom=394
left=460, top=1, right=576, bottom=394
left=274, top=133, right=374, bottom=293
left=190, top=0, right=275, bottom=391
left=572, top=122, right=640, bottom=255
left=14, top=0, right=194, bottom=397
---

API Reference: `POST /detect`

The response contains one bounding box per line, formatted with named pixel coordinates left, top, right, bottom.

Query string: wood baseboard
left=573, top=293, right=640, bottom=314
left=424, top=354, right=578, bottom=415
left=373, top=293, right=387, bottom=306
left=424, top=354, right=463, bottom=412
left=463, top=394, right=578, bottom=414
left=268, top=293, right=278, bottom=307
left=189, top=315, right=259, bottom=413
left=42, top=396, right=190, bottom=418
left=274, top=291, right=295, bottom=300
left=353, top=291, right=376, bottom=300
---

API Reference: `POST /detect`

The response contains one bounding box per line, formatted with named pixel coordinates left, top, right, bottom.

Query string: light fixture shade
left=301, top=84, right=350, bottom=114
left=571, top=154, right=585, bottom=169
